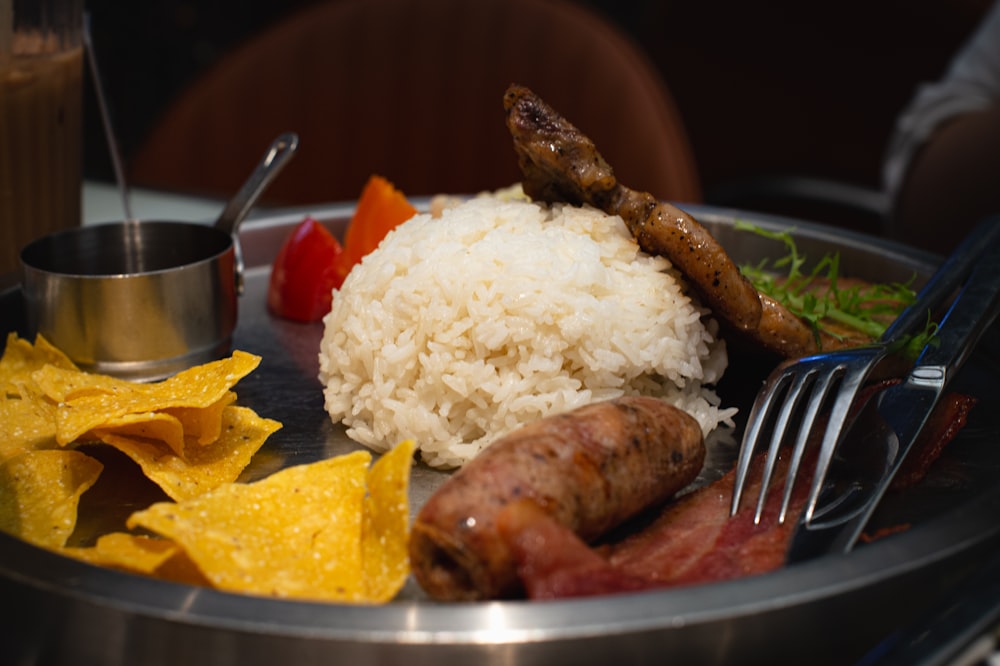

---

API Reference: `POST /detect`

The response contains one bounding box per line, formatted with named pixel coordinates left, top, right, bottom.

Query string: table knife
left=786, top=222, right=1000, bottom=563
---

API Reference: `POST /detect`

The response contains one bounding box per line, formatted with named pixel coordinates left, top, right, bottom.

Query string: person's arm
left=882, top=1, right=1000, bottom=252
left=888, top=103, right=1000, bottom=253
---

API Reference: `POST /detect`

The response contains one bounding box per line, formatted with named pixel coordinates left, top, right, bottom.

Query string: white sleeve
left=882, top=1, right=1000, bottom=197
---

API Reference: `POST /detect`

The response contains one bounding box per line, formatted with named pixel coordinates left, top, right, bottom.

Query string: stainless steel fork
left=729, top=218, right=1000, bottom=525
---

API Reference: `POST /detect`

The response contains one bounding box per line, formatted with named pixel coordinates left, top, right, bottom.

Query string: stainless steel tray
left=2, top=203, right=999, bottom=666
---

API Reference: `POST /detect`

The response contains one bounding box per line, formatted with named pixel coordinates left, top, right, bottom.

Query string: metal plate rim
left=1, top=202, right=995, bottom=665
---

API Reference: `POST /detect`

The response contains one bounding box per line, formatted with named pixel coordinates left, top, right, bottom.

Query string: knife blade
left=786, top=220, right=1000, bottom=563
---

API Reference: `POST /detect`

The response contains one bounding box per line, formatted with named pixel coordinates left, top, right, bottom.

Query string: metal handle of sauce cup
left=18, top=134, right=299, bottom=381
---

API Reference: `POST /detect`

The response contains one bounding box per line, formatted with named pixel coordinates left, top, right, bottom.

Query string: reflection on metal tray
left=1, top=203, right=999, bottom=666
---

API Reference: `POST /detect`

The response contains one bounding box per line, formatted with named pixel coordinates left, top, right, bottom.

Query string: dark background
left=81, top=0, right=991, bottom=216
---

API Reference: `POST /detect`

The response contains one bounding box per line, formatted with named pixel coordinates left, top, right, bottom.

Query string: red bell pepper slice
left=267, top=216, right=344, bottom=322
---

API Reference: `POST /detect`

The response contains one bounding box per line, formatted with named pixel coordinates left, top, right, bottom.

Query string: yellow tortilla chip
left=362, top=439, right=416, bottom=602
left=0, top=382, right=59, bottom=461
left=127, top=450, right=372, bottom=601
left=91, top=411, right=186, bottom=457
left=0, top=333, right=78, bottom=394
left=64, top=532, right=179, bottom=572
left=100, top=405, right=281, bottom=501
left=162, top=390, right=237, bottom=446
left=1, top=334, right=73, bottom=462
left=29, top=364, right=133, bottom=404
left=154, top=547, right=213, bottom=585
left=61, top=532, right=210, bottom=585
left=85, top=391, right=239, bottom=456
left=0, top=449, right=102, bottom=548
left=36, top=351, right=261, bottom=445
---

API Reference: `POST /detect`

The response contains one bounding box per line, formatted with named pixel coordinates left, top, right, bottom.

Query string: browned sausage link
left=408, top=396, right=705, bottom=601
left=611, top=188, right=763, bottom=333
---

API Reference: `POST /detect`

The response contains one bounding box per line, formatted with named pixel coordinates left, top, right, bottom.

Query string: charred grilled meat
left=503, top=84, right=827, bottom=359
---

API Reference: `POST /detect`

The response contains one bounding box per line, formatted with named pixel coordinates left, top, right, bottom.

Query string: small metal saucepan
left=19, top=133, right=299, bottom=381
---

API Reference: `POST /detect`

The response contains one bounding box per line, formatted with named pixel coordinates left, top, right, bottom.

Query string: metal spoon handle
left=214, top=132, right=299, bottom=236
left=83, top=12, right=134, bottom=222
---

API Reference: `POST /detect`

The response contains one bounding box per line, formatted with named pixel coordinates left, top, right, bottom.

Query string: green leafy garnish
left=735, top=220, right=933, bottom=355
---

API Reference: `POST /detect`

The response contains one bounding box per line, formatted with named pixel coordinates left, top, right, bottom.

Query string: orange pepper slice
left=335, top=175, right=418, bottom=283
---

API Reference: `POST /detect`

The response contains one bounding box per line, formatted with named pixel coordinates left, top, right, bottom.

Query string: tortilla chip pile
left=0, top=333, right=416, bottom=604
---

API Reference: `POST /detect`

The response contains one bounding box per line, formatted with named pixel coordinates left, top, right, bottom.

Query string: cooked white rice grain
left=318, top=196, right=736, bottom=468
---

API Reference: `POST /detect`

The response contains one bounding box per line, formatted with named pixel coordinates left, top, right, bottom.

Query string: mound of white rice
left=318, top=195, right=736, bottom=468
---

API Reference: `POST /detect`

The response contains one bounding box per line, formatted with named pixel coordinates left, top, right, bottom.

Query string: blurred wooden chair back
left=129, top=0, right=701, bottom=206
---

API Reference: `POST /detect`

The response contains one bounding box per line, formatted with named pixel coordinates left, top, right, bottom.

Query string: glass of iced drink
left=0, top=0, right=83, bottom=276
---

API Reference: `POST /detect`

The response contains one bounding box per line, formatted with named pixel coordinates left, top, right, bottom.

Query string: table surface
left=83, top=181, right=223, bottom=225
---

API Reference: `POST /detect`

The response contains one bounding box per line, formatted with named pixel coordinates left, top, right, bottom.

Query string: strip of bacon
left=608, top=454, right=802, bottom=587
left=496, top=499, right=650, bottom=599
left=891, top=392, right=977, bottom=490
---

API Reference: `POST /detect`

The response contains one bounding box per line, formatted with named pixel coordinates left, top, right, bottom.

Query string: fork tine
left=731, top=349, right=886, bottom=524
left=752, top=368, right=817, bottom=524
left=730, top=369, right=793, bottom=516
left=777, top=366, right=842, bottom=523
left=754, top=367, right=830, bottom=524
left=800, top=362, right=878, bottom=523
